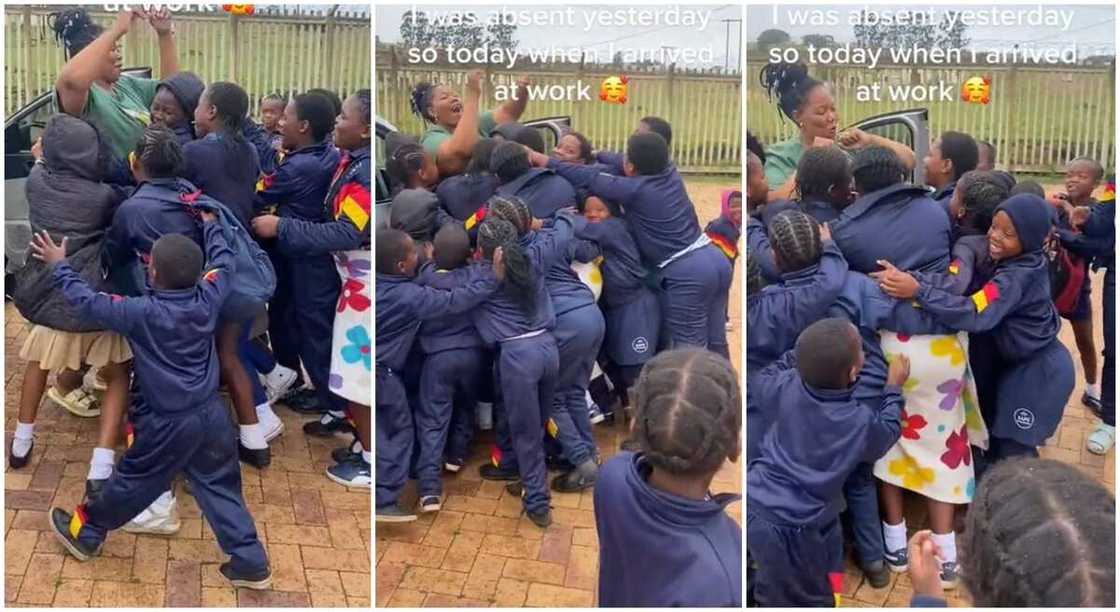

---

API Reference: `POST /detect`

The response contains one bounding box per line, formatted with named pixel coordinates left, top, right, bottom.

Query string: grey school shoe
left=884, top=546, right=909, bottom=573
left=940, top=561, right=961, bottom=590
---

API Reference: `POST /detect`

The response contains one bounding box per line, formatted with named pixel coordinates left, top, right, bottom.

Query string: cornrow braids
left=486, top=194, right=532, bottom=236
left=133, top=125, right=184, bottom=178
left=353, top=89, right=372, bottom=126
left=795, top=145, right=851, bottom=202
left=477, top=217, right=537, bottom=313
left=746, top=130, right=766, bottom=165
left=851, top=145, right=904, bottom=194
left=767, top=209, right=821, bottom=274
left=489, top=141, right=531, bottom=184
left=963, top=458, right=1115, bottom=607
left=631, top=349, right=741, bottom=476
left=959, top=170, right=1010, bottom=234
left=746, top=252, right=763, bottom=297
left=384, top=135, right=426, bottom=188
left=410, top=82, right=437, bottom=123
left=758, top=62, right=823, bottom=123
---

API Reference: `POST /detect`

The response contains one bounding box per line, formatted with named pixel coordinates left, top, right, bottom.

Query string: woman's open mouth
left=450, top=101, right=463, bottom=114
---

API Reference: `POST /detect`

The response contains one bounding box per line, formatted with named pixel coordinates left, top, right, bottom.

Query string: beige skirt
left=19, top=325, right=133, bottom=372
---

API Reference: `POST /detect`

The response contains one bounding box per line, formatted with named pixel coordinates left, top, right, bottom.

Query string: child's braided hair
left=851, top=145, right=904, bottom=194
left=489, top=141, right=531, bottom=184
left=958, top=170, right=1010, bottom=233
left=795, top=145, right=851, bottom=203
left=767, top=209, right=821, bottom=274
left=133, top=125, right=184, bottom=178
left=477, top=217, right=536, bottom=313
left=384, top=133, right=426, bottom=189
left=486, top=194, right=532, bottom=236
left=353, top=89, right=371, bottom=125
left=962, top=458, right=1115, bottom=607
left=746, top=252, right=763, bottom=297
left=205, top=82, right=249, bottom=143
left=631, top=349, right=741, bottom=476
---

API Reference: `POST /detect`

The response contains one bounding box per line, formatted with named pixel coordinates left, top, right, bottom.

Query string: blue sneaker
left=588, top=403, right=606, bottom=424
left=325, top=458, right=370, bottom=489
left=884, top=546, right=909, bottom=573
left=940, top=561, right=960, bottom=589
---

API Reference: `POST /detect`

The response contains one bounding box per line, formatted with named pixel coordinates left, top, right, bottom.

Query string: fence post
left=228, top=13, right=239, bottom=82
left=324, top=5, right=338, bottom=89
left=22, top=6, right=33, bottom=107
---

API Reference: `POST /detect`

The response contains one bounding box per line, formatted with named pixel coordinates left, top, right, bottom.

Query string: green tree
left=756, top=28, right=792, bottom=51
left=853, top=9, right=969, bottom=51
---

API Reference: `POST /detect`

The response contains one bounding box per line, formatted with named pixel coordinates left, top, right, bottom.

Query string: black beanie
left=995, top=194, right=1052, bottom=253
left=159, top=71, right=205, bottom=118
left=390, top=188, right=439, bottom=241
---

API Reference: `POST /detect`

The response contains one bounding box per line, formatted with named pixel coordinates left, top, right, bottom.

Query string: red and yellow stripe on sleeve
left=69, top=505, right=89, bottom=539
left=707, top=231, right=738, bottom=259
left=335, top=183, right=371, bottom=232
left=971, top=281, right=1000, bottom=313
left=255, top=173, right=274, bottom=193
left=948, top=259, right=960, bottom=275
left=464, top=206, right=487, bottom=231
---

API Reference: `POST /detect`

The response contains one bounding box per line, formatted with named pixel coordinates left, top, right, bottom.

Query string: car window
left=861, top=122, right=914, bottom=153
left=6, top=95, right=56, bottom=157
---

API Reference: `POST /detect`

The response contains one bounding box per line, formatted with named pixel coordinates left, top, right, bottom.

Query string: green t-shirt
left=419, top=110, right=498, bottom=157
left=80, top=74, right=159, bottom=160
left=763, top=138, right=804, bottom=189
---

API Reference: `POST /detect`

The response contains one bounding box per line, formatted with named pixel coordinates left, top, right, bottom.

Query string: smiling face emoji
left=222, top=4, right=255, bottom=15
left=599, top=76, right=628, bottom=105
left=961, top=77, right=991, bottom=105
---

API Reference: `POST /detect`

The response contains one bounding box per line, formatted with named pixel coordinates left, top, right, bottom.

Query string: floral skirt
left=873, top=332, right=989, bottom=504
left=329, top=249, right=371, bottom=406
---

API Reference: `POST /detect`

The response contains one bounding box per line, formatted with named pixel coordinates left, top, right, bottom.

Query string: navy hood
left=997, top=194, right=1052, bottom=253
left=390, top=188, right=438, bottom=240
left=159, top=71, right=205, bottom=118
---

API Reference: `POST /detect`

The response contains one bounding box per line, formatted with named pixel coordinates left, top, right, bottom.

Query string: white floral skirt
left=329, top=250, right=371, bottom=406
left=873, top=332, right=989, bottom=504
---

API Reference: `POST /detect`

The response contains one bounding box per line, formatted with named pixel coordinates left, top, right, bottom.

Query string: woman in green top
left=409, top=70, right=532, bottom=177
left=52, top=7, right=179, bottom=160
left=759, top=63, right=915, bottom=202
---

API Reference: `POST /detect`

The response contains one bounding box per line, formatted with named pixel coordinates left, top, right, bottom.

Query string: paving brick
left=51, top=578, right=94, bottom=607
left=201, top=586, right=237, bottom=608
left=89, top=580, right=165, bottom=607
left=502, top=558, right=566, bottom=585
left=5, top=528, right=38, bottom=576
left=398, top=567, right=468, bottom=596
left=524, top=582, right=595, bottom=607
left=302, top=545, right=370, bottom=572
left=131, top=536, right=169, bottom=584
left=16, top=553, right=63, bottom=604
left=237, top=589, right=312, bottom=607
left=165, top=559, right=202, bottom=607
left=60, top=555, right=132, bottom=581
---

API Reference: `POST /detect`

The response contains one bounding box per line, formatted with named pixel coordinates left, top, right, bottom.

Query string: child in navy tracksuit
left=374, top=228, right=498, bottom=521
left=923, top=131, right=979, bottom=214
left=256, top=93, right=342, bottom=415
left=472, top=211, right=584, bottom=527
left=876, top=194, right=1076, bottom=466
left=492, top=142, right=577, bottom=219
left=595, top=349, right=742, bottom=607
left=539, top=133, right=732, bottom=354
left=43, top=219, right=272, bottom=589
left=748, top=319, right=906, bottom=607
left=150, top=71, right=204, bottom=145
left=435, top=139, right=499, bottom=243
left=413, top=225, right=488, bottom=511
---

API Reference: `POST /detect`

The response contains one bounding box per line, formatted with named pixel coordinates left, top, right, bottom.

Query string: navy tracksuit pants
left=659, top=245, right=732, bottom=356
left=376, top=367, right=412, bottom=510
left=549, top=305, right=604, bottom=467
left=747, top=507, right=843, bottom=607
left=494, top=335, right=558, bottom=514
left=76, top=399, right=267, bottom=574
left=265, top=241, right=302, bottom=383
left=841, top=461, right=883, bottom=567
left=290, top=254, right=344, bottom=411
left=416, top=348, right=484, bottom=497
left=1102, top=266, right=1115, bottom=426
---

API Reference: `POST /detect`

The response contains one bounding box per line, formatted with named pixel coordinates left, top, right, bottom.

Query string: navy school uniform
left=414, top=262, right=488, bottom=499
left=59, top=222, right=268, bottom=574
left=182, top=132, right=262, bottom=229
left=831, top=183, right=952, bottom=275
left=745, top=216, right=782, bottom=284
left=747, top=353, right=903, bottom=607
left=242, top=119, right=281, bottom=175
left=548, top=159, right=731, bottom=351
left=1078, top=199, right=1116, bottom=425
left=539, top=231, right=603, bottom=468
left=496, top=167, right=577, bottom=219
left=258, top=139, right=344, bottom=411
left=375, top=266, right=498, bottom=510
left=169, top=122, right=195, bottom=146
left=577, top=218, right=659, bottom=381
left=435, top=172, right=499, bottom=244
left=930, top=180, right=956, bottom=216
left=593, top=150, right=625, bottom=176
left=471, top=212, right=584, bottom=514
left=595, top=451, right=742, bottom=607
left=761, top=197, right=842, bottom=227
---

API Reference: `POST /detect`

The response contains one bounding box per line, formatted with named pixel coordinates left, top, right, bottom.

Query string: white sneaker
left=262, top=365, right=299, bottom=403
left=262, top=416, right=285, bottom=442
left=123, top=492, right=181, bottom=535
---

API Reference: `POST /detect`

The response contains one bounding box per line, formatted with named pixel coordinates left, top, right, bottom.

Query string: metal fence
left=377, top=48, right=743, bottom=174
left=4, top=6, right=371, bottom=116
left=747, top=61, right=1116, bottom=174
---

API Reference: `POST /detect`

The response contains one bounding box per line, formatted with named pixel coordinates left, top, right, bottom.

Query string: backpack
left=151, top=186, right=276, bottom=321
left=1044, top=229, right=1086, bottom=317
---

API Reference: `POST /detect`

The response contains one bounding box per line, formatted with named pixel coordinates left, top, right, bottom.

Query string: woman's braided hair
left=759, top=62, right=824, bottom=124
left=631, top=349, right=741, bottom=476
left=409, top=82, right=437, bottom=123
left=767, top=209, right=821, bottom=274
left=477, top=217, right=536, bottom=314
left=49, top=8, right=102, bottom=60
left=962, top=458, right=1114, bottom=607
left=486, top=194, right=533, bottom=236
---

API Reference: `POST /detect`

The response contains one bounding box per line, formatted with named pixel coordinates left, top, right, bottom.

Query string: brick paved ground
left=839, top=269, right=1115, bottom=608
left=376, top=181, right=744, bottom=607
left=4, top=304, right=372, bottom=608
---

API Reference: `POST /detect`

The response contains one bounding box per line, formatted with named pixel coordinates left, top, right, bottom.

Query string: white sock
left=255, top=402, right=279, bottom=425
left=361, top=450, right=371, bottom=464
left=1086, top=383, right=1101, bottom=399
left=883, top=520, right=907, bottom=552
left=931, top=531, right=957, bottom=565
left=88, top=447, right=115, bottom=480
left=240, top=423, right=267, bottom=449
left=12, top=421, right=34, bottom=457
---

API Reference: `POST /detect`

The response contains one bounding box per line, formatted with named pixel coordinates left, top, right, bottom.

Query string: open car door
left=374, top=116, right=399, bottom=230
left=850, top=108, right=930, bottom=185
left=522, top=116, right=571, bottom=154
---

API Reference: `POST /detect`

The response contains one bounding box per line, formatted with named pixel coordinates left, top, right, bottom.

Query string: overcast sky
left=746, top=4, right=1114, bottom=54
left=375, top=4, right=743, bottom=68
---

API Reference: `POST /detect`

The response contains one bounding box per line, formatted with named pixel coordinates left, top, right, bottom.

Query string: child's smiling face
left=333, top=94, right=370, bottom=151
left=260, top=98, right=285, bottom=132
left=1064, top=160, right=1101, bottom=204
left=151, top=87, right=187, bottom=129
left=728, top=194, right=743, bottom=226
left=583, top=197, right=610, bottom=223
left=398, top=240, right=420, bottom=277
left=987, top=210, right=1023, bottom=260
left=553, top=134, right=585, bottom=164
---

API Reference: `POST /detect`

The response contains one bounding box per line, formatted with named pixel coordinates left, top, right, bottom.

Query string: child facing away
left=748, top=318, right=907, bottom=607
left=908, top=458, right=1114, bottom=607
left=595, top=349, right=742, bottom=607
left=40, top=218, right=272, bottom=589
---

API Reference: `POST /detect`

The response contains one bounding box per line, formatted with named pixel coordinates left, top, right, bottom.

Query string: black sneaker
left=419, top=495, right=442, bottom=513
left=862, top=560, right=891, bottom=589
left=1082, top=391, right=1103, bottom=413
left=443, top=458, right=465, bottom=473
left=48, top=507, right=101, bottom=561
left=285, top=390, right=325, bottom=414
left=376, top=504, right=418, bottom=523
left=219, top=561, right=272, bottom=590
left=939, top=560, right=960, bottom=589
left=331, top=442, right=361, bottom=464
left=550, top=468, right=597, bottom=493
left=238, top=443, right=271, bottom=469
left=526, top=507, right=552, bottom=528
left=8, top=439, right=33, bottom=469
left=84, top=479, right=106, bottom=503
left=302, top=412, right=354, bottom=437
left=479, top=464, right=519, bottom=481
